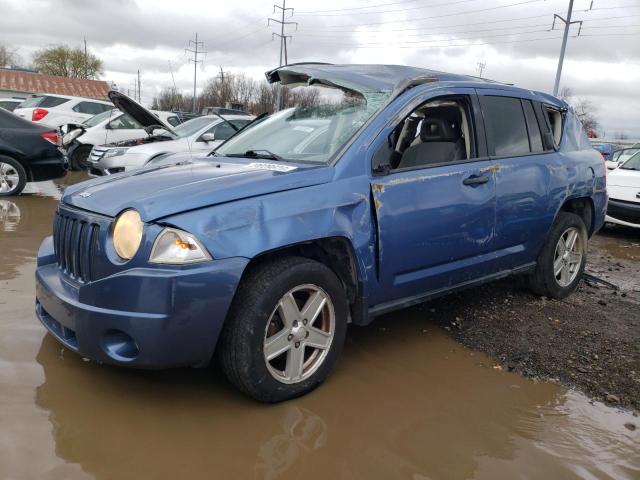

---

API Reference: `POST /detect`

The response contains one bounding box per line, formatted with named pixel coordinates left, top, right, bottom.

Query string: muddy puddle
left=1, top=178, right=638, bottom=480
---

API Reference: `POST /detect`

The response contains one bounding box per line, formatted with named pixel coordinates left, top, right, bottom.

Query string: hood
left=62, top=155, right=333, bottom=221
left=108, top=90, right=177, bottom=135
left=608, top=167, right=640, bottom=188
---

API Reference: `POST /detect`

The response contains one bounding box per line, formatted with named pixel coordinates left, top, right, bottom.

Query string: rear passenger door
left=477, top=89, right=562, bottom=269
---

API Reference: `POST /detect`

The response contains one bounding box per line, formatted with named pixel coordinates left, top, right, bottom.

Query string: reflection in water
left=0, top=199, right=21, bottom=231
left=255, top=406, right=327, bottom=480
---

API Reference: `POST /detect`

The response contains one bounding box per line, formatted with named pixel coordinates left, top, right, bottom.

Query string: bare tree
left=559, top=86, right=599, bottom=134
left=0, top=44, right=19, bottom=67
left=32, top=45, right=103, bottom=79
left=151, top=87, right=189, bottom=111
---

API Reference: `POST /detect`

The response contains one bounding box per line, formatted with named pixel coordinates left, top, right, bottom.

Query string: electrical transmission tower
left=269, top=1, right=297, bottom=67
left=551, top=0, right=583, bottom=96
left=476, top=61, right=486, bottom=78
left=186, top=33, right=206, bottom=113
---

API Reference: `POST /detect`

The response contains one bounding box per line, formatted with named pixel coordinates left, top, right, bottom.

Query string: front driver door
left=370, top=92, right=500, bottom=308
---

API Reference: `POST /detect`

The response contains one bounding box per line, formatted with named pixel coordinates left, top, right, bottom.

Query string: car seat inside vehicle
left=389, top=100, right=471, bottom=170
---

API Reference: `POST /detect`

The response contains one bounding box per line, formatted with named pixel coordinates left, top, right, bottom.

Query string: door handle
left=463, top=175, right=489, bottom=186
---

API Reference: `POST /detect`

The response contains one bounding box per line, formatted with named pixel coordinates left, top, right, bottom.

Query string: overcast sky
left=1, top=0, right=639, bottom=138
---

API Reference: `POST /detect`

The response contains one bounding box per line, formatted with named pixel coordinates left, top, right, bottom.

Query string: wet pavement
left=1, top=176, right=638, bottom=480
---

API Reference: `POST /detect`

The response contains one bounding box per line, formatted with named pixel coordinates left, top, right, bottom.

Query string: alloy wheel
left=554, top=226, right=583, bottom=287
left=0, top=162, right=20, bottom=194
left=263, top=284, right=335, bottom=384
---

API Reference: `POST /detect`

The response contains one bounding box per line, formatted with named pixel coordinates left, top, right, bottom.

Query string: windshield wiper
left=207, top=112, right=270, bottom=157
left=226, top=149, right=283, bottom=161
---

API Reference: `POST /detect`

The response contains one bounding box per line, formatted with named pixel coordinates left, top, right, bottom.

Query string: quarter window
left=481, top=96, right=530, bottom=157
left=40, top=96, right=70, bottom=108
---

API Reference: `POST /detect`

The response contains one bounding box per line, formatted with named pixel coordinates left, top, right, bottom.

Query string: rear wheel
left=69, top=145, right=92, bottom=171
left=0, top=156, right=27, bottom=196
left=218, top=257, right=348, bottom=402
left=528, top=212, right=588, bottom=299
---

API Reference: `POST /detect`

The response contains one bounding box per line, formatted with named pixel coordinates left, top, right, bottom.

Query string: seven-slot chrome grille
left=52, top=210, right=101, bottom=283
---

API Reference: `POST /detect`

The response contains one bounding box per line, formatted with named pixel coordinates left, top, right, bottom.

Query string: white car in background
left=606, top=151, right=640, bottom=229
left=13, top=94, right=112, bottom=128
left=87, top=91, right=252, bottom=176
left=64, top=109, right=183, bottom=170
left=606, top=148, right=639, bottom=170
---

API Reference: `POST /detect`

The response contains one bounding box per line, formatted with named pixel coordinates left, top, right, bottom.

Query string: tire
left=528, top=212, right=588, bottom=299
left=69, top=145, right=92, bottom=171
left=0, top=155, right=27, bottom=196
left=218, top=256, right=348, bottom=402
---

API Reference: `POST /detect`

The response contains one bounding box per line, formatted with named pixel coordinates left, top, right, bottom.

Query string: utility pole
left=137, top=70, right=141, bottom=103
left=186, top=33, right=206, bottom=113
left=269, top=1, right=297, bottom=110
left=83, top=37, right=88, bottom=79
left=551, top=0, right=583, bottom=96
left=476, top=61, right=486, bottom=78
left=217, top=66, right=226, bottom=84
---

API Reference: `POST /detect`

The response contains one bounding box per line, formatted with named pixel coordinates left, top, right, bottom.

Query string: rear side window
left=480, top=96, right=530, bottom=156
left=73, top=101, right=111, bottom=115
left=522, top=100, right=543, bottom=153
left=40, top=96, right=70, bottom=108
left=18, top=96, right=44, bottom=108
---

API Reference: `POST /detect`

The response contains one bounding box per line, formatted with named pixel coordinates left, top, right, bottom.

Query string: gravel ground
left=419, top=225, right=640, bottom=412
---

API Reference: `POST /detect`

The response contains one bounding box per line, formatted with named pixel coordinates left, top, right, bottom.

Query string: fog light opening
left=102, top=329, right=140, bottom=361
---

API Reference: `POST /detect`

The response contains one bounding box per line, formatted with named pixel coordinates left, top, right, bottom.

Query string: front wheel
left=528, top=212, right=588, bottom=299
left=218, top=257, right=348, bottom=402
left=0, top=156, right=27, bottom=196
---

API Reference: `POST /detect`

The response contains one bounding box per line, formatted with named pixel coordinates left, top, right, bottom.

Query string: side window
left=73, top=101, right=111, bottom=115
left=522, top=100, right=543, bottom=153
left=377, top=96, right=474, bottom=171
left=40, top=96, right=69, bottom=108
left=213, top=122, right=239, bottom=141
left=480, top=96, right=530, bottom=157
left=108, top=114, right=141, bottom=130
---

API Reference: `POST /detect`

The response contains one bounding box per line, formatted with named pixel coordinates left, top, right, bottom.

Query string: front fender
left=160, top=176, right=376, bottom=299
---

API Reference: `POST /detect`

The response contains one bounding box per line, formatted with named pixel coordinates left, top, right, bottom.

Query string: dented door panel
left=370, top=160, right=498, bottom=305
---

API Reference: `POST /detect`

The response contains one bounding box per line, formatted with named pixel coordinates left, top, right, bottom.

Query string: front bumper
left=606, top=198, right=640, bottom=228
left=35, top=236, right=248, bottom=368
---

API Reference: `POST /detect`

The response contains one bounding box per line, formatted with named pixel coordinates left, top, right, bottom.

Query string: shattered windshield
left=216, top=85, right=390, bottom=164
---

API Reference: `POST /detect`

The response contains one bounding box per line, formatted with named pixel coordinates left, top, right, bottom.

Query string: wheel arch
left=558, top=196, right=595, bottom=237
left=238, top=236, right=369, bottom=326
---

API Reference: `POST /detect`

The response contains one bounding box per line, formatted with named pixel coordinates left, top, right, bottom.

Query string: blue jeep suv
left=35, top=64, right=607, bottom=402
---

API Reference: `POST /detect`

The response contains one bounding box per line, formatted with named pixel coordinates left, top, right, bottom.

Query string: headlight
left=149, top=228, right=212, bottom=264
left=105, top=147, right=129, bottom=157
left=112, top=209, right=144, bottom=260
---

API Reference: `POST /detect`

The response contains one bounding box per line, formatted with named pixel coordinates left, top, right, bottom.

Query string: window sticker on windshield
left=247, top=162, right=297, bottom=172
left=293, top=126, right=315, bottom=133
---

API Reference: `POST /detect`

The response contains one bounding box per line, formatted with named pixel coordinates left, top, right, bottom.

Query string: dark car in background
left=0, top=108, right=66, bottom=195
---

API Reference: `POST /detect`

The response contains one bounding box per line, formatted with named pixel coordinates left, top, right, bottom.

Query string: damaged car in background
left=35, top=63, right=606, bottom=402
left=60, top=106, right=185, bottom=170
left=83, top=91, right=252, bottom=176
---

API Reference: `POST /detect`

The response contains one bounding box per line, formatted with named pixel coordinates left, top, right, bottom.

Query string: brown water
left=1, top=178, right=638, bottom=480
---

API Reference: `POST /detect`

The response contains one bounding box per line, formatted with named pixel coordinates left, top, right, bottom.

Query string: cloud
left=1, top=0, right=638, bottom=137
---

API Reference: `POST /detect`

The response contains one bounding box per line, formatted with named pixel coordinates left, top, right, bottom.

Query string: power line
left=294, top=0, right=546, bottom=26
left=295, top=0, right=482, bottom=16
left=185, top=32, right=206, bottom=113
left=297, top=0, right=447, bottom=14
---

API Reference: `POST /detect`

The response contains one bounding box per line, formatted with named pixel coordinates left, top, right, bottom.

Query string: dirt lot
left=419, top=225, right=640, bottom=412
